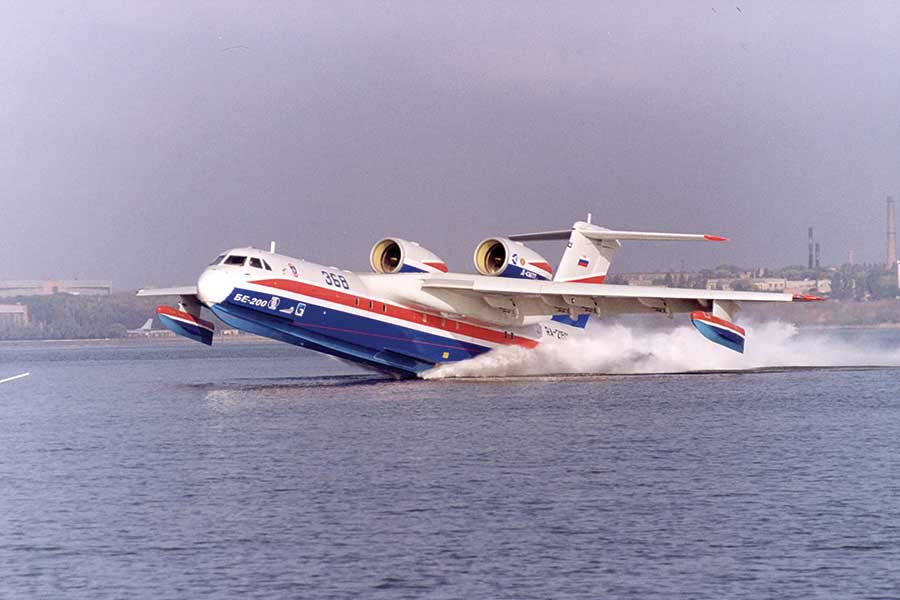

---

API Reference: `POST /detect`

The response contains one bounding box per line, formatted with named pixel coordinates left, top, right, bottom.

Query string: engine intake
left=473, top=238, right=553, bottom=280
left=370, top=238, right=448, bottom=274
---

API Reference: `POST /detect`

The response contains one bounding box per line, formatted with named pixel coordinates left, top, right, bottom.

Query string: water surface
left=1, top=337, right=899, bottom=598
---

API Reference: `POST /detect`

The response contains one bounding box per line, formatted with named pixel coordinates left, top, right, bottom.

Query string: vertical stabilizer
left=553, top=222, right=620, bottom=283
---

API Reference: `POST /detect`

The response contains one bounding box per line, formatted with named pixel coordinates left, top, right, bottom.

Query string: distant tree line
left=0, top=294, right=160, bottom=340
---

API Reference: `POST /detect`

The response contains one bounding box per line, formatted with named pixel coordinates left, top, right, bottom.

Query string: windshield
left=223, top=255, right=247, bottom=266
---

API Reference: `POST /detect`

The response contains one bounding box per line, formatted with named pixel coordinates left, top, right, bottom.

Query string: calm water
left=1, top=335, right=899, bottom=599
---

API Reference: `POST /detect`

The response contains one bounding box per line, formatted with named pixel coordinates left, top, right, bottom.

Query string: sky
left=2, top=1, right=899, bottom=289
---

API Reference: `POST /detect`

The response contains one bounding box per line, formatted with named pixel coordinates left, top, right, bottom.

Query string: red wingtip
left=703, top=234, right=729, bottom=242
left=792, top=294, right=825, bottom=302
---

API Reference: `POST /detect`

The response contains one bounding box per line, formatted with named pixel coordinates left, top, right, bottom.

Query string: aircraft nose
left=197, top=268, right=233, bottom=306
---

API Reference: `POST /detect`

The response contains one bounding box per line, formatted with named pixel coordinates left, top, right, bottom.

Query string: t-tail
left=509, top=217, right=728, bottom=285
left=510, top=216, right=733, bottom=340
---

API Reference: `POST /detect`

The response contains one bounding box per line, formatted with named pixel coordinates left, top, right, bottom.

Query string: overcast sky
left=2, top=1, right=899, bottom=288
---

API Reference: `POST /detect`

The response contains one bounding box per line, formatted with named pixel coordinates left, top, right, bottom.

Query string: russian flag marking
left=577, top=257, right=590, bottom=268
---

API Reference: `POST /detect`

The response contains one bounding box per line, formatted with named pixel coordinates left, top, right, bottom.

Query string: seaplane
left=138, top=217, right=821, bottom=378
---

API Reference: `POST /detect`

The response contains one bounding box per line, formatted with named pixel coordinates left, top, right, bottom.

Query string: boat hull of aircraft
left=207, top=279, right=539, bottom=378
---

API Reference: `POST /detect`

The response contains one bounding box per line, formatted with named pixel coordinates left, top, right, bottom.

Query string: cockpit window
left=249, top=257, right=263, bottom=269
left=224, top=255, right=247, bottom=266
left=209, top=254, right=226, bottom=266
left=262, top=260, right=273, bottom=271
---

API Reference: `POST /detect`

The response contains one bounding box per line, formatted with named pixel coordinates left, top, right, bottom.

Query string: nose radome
left=197, top=268, right=233, bottom=306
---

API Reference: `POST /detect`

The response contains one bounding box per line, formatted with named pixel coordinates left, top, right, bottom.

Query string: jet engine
left=473, top=237, right=553, bottom=280
left=369, top=238, right=448, bottom=274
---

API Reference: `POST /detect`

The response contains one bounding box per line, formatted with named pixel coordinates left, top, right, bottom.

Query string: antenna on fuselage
left=269, top=241, right=276, bottom=253
left=586, top=212, right=592, bottom=224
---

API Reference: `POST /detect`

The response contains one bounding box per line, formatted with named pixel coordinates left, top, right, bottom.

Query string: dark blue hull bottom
left=210, top=303, right=463, bottom=378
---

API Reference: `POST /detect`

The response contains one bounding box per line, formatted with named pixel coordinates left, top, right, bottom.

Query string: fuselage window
left=209, top=254, right=226, bottom=266
left=381, top=303, right=387, bottom=313
left=224, top=255, right=247, bottom=266
left=249, top=257, right=263, bottom=269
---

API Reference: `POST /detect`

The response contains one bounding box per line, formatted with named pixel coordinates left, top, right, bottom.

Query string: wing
left=136, top=286, right=198, bottom=297
left=421, top=275, right=803, bottom=309
left=419, top=274, right=820, bottom=353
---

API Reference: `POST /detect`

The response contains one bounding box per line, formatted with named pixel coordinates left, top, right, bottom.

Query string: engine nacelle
left=370, top=238, right=448, bottom=274
left=473, top=237, right=553, bottom=280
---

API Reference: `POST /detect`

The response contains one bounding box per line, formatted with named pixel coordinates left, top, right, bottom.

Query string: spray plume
left=423, top=321, right=900, bottom=379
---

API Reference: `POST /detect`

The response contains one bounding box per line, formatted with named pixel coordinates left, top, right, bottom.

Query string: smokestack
left=815, top=242, right=821, bottom=269
left=808, top=227, right=814, bottom=270
left=888, top=196, right=897, bottom=267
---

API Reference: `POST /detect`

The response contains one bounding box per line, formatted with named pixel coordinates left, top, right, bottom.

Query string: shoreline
left=0, top=334, right=276, bottom=345
left=2, top=323, right=900, bottom=345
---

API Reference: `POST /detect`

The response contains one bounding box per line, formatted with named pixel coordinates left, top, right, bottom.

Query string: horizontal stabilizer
left=509, top=228, right=727, bottom=243
left=691, top=311, right=745, bottom=353
left=581, top=230, right=727, bottom=242
left=156, top=306, right=214, bottom=345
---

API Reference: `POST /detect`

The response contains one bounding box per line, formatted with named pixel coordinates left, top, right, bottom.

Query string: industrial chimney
left=815, top=242, right=821, bottom=270
left=888, top=196, right=897, bottom=267
left=808, top=227, right=814, bottom=270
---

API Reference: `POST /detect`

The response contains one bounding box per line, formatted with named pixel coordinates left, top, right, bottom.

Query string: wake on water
left=423, top=321, right=900, bottom=379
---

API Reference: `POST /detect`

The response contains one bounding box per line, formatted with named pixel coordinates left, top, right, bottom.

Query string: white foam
left=422, top=321, right=900, bottom=379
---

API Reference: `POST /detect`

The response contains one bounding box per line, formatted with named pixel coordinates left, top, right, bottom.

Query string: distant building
left=0, top=280, right=112, bottom=298
left=786, top=278, right=831, bottom=295
left=751, top=278, right=787, bottom=292
left=0, top=304, right=28, bottom=326
left=705, top=278, right=734, bottom=291
left=620, top=272, right=693, bottom=287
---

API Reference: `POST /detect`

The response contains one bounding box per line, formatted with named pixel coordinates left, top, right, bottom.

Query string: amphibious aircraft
left=138, top=218, right=821, bottom=378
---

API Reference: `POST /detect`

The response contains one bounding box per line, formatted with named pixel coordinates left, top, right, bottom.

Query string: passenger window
left=224, top=255, right=247, bottom=266
left=249, top=258, right=263, bottom=269
left=209, top=254, right=225, bottom=266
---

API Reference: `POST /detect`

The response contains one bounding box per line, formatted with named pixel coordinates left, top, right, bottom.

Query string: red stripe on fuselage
left=566, top=275, right=606, bottom=284
left=247, top=278, right=539, bottom=348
